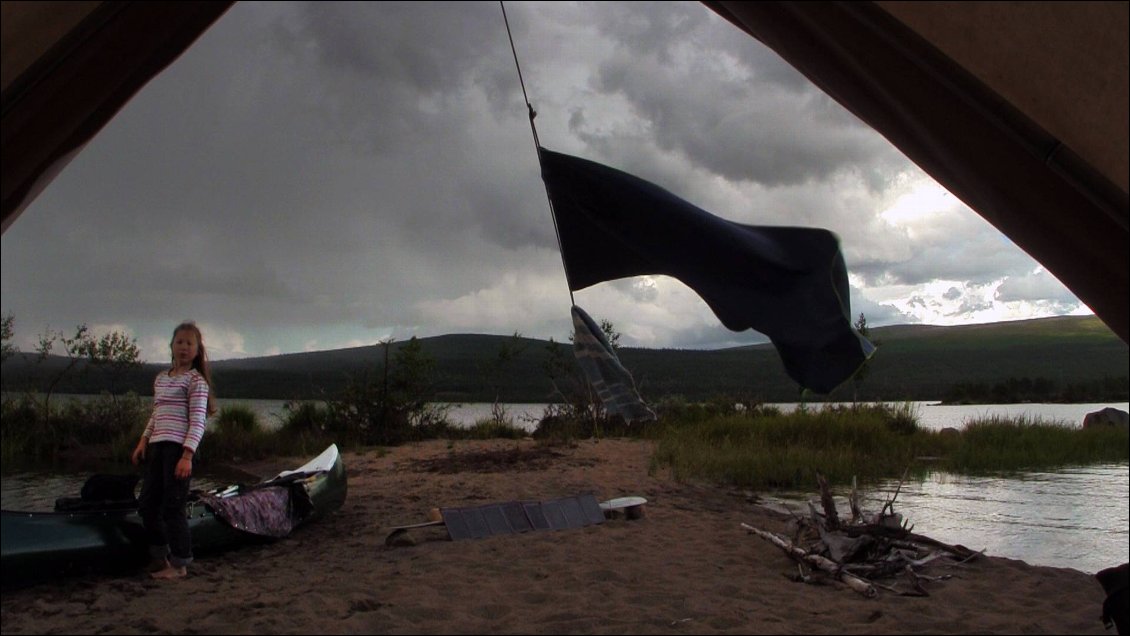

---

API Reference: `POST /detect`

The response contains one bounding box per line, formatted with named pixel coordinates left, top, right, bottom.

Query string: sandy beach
left=0, top=438, right=1112, bottom=634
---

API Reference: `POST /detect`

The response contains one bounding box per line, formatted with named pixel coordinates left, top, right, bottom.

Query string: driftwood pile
left=743, top=473, right=982, bottom=598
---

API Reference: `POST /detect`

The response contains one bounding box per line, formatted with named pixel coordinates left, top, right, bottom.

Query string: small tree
left=599, top=318, right=621, bottom=351
left=327, top=336, right=445, bottom=446
left=480, top=332, right=527, bottom=425
left=85, top=330, right=143, bottom=397
left=2, top=321, right=143, bottom=461
left=1, top=313, right=16, bottom=363
left=388, top=336, right=445, bottom=428
left=851, top=313, right=881, bottom=404
left=36, top=324, right=95, bottom=423
left=84, top=331, right=144, bottom=438
left=2, top=314, right=19, bottom=415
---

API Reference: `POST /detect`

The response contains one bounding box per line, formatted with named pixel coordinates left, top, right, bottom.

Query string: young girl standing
left=130, top=321, right=216, bottom=579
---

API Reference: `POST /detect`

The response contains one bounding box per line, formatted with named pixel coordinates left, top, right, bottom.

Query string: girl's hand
left=175, top=457, right=193, bottom=479
left=131, top=439, right=147, bottom=465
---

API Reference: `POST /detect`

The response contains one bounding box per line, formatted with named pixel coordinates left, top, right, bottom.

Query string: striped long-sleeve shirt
left=142, top=369, right=210, bottom=452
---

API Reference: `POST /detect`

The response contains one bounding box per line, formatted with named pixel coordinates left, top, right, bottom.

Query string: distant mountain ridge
left=3, top=316, right=1127, bottom=403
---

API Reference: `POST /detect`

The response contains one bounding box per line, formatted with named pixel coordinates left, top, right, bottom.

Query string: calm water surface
left=768, top=463, right=1128, bottom=575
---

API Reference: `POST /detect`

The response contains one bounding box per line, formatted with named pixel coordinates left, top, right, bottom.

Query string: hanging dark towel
left=539, top=147, right=873, bottom=393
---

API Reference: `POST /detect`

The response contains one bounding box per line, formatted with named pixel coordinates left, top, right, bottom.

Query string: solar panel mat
left=441, top=494, right=604, bottom=540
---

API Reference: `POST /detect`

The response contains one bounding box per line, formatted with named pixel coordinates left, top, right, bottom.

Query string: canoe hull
left=1, top=444, right=346, bottom=588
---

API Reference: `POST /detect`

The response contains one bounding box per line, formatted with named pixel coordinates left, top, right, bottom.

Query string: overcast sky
left=1, top=1, right=1091, bottom=363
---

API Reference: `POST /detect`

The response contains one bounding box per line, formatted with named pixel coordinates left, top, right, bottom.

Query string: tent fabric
left=875, top=1, right=1127, bottom=194
left=704, top=1, right=1129, bottom=344
left=1, top=1, right=233, bottom=233
left=571, top=305, right=656, bottom=423
left=540, top=147, right=875, bottom=394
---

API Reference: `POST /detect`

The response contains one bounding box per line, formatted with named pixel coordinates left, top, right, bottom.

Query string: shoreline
left=0, top=438, right=1113, bottom=634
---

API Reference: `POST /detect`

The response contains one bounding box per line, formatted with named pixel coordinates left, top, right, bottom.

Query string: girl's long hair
left=171, top=321, right=217, bottom=416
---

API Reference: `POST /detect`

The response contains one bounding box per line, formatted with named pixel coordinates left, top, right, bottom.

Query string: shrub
left=464, top=418, right=528, bottom=440
left=201, top=404, right=271, bottom=462
left=278, top=400, right=330, bottom=434
left=1, top=392, right=149, bottom=470
left=215, top=403, right=260, bottom=435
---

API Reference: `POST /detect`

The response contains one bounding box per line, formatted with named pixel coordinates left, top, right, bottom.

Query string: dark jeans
left=138, top=441, right=193, bottom=567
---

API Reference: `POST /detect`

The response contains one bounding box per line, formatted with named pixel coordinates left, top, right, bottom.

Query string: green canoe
left=1, top=444, right=347, bottom=588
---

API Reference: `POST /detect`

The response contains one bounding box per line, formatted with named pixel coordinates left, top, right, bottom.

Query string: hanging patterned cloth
left=570, top=305, right=656, bottom=423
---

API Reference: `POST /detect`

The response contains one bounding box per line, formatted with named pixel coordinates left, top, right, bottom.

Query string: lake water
left=2, top=398, right=1126, bottom=574
left=231, top=398, right=1130, bottom=434
left=850, top=464, right=1128, bottom=576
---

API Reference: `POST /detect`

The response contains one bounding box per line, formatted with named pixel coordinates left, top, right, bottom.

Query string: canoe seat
left=53, top=474, right=140, bottom=512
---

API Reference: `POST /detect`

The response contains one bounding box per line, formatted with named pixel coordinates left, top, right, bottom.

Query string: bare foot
left=149, top=565, right=187, bottom=579
left=145, top=558, right=169, bottom=573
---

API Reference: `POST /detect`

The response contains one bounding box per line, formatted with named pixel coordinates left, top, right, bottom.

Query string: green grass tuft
left=649, top=403, right=1128, bottom=490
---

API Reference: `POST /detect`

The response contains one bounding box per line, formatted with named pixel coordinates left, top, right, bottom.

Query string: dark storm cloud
left=948, top=296, right=996, bottom=319
left=996, top=270, right=1081, bottom=307
left=850, top=207, right=1037, bottom=288
left=0, top=1, right=1088, bottom=360
left=579, top=3, right=902, bottom=188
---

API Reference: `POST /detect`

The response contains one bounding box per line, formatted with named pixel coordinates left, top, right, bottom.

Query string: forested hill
left=2, top=316, right=1127, bottom=403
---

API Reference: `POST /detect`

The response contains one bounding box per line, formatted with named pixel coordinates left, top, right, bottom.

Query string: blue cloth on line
left=539, top=147, right=874, bottom=393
